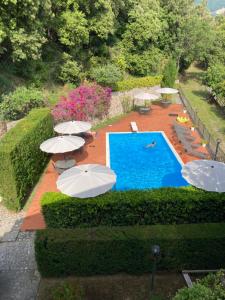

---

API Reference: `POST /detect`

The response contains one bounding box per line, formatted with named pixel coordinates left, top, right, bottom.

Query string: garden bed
left=37, top=272, right=185, bottom=300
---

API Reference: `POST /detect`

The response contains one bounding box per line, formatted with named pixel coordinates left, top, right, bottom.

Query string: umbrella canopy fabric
left=54, top=121, right=92, bottom=135
left=57, top=164, right=116, bottom=198
left=182, top=159, right=225, bottom=193
left=40, top=136, right=85, bottom=154
left=156, top=88, right=179, bottom=94
left=134, top=93, right=160, bottom=101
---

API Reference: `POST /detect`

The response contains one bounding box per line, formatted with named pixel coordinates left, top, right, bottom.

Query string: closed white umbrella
left=134, top=93, right=160, bottom=101
left=40, top=136, right=85, bottom=154
left=182, top=160, right=225, bottom=193
left=156, top=88, right=179, bottom=94
left=54, top=121, right=92, bottom=135
left=57, top=164, right=116, bottom=198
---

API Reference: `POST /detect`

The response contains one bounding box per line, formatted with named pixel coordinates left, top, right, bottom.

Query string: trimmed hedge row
left=41, top=188, right=225, bottom=228
left=35, top=223, right=225, bottom=277
left=115, top=75, right=162, bottom=91
left=0, top=108, right=53, bottom=210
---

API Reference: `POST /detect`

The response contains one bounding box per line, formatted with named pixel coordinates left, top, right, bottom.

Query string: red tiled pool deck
left=21, top=104, right=209, bottom=231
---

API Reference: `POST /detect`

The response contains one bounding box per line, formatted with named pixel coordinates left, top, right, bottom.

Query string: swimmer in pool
left=145, top=141, right=156, bottom=148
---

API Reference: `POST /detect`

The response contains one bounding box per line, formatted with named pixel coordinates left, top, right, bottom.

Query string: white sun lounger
left=130, top=122, right=138, bottom=132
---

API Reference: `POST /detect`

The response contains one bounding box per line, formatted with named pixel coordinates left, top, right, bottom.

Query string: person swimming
left=145, top=141, right=156, bottom=148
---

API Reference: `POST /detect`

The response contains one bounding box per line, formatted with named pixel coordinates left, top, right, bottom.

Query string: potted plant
left=139, top=100, right=151, bottom=114
left=201, top=139, right=208, bottom=148
left=191, top=124, right=196, bottom=132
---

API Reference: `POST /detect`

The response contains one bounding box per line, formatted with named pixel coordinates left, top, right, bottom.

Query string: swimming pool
left=107, top=132, right=188, bottom=190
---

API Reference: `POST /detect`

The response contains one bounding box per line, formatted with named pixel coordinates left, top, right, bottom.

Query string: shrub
left=115, top=75, right=162, bottom=92
left=125, top=48, right=166, bottom=77
left=121, top=95, right=134, bottom=113
left=90, top=64, right=123, bottom=89
left=203, top=63, right=225, bottom=106
left=173, top=283, right=213, bottom=300
left=35, top=223, right=225, bottom=277
left=0, top=86, right=45, bottom=120
left=0, top=108, right=53, bottom=210
left=51, top=282, right=84, bottom=300
left=173, top=271, right=225, bottom=300
left=52, top=83, right=111, bottom=122
left=203, top=62, right=225, bottom=90
left=41, top=188, right=225, bottom=229
left=161, top=59, right=178, bottom=88
left=59, top=53, right=81, bottom=85
left=0, top=74, right=14, bottom=99
left=214, top=80, right=225, bottom=107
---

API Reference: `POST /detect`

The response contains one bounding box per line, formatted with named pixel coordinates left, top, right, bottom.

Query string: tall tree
left=160, top=0, right=213, bottom=70
left=0, top=0, right=52, bottom=61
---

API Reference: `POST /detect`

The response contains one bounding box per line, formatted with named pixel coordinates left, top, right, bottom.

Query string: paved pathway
left=0, top=204, right=40, bottom=300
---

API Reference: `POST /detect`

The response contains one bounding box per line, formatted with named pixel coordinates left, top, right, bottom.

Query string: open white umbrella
left=40, top=136, right=85, bottom=154
left=182, top=160, right=225, bottom=193
left=54, top=121, right=92, bottom=135
left=134, top=93, right=160, bottom=101
left=57, top=164, right=116, bottom=198
left=156, top=88, right=179, bottom=95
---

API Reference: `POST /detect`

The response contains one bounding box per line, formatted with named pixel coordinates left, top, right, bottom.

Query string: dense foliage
left=0, top=108, right=53, bottom=210
left=35, top=223, right=225, bottom=277
left=41, top=188, right=225, bottom=228
left=90, top=64, right=123, bottom=89
left=0, top=0, right=217, bottom=86
left=0, top=86, right=45, bottom=120
left=203, top=62, right=225, bottom=106
left=115, top=75, right=161, bottom=91
left=52, top=83, right=111, bottom=121
left=173, top=271, right=225, bottom=300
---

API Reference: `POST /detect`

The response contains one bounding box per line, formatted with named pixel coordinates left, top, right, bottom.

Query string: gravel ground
left=0, top=203, right=40, bottom=300
left=0, top=204, right=25, bottom=242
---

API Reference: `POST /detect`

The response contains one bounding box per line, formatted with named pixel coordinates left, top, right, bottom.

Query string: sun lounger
left=173, top=123, right=208, bottom=159
left=190, top=143, right=201, bottom=149
left=174, top=124, right=190, bottom=132
left=174, top=127, right=195, bottom=142
left=185, top=145, right=208, bottom=159
left=130, top=122, right=138, bottom=132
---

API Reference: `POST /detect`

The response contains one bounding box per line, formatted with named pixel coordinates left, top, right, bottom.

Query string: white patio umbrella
left=182, top=160, right=225, bottom=193
left=54, top=121, right=92, bottom=135
left=134, top=93, right=160, bottom=101
left=40, top=136, right=85, bottom=154
left=57, top=164, right=116, bottom=198
left=156, top=88, right=179, bottom=95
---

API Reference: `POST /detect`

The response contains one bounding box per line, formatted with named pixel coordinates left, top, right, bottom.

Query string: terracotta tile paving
left=21, top=104, right=209, bottom=231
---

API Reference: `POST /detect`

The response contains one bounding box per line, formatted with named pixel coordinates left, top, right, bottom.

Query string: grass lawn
left=38, top=272, right=185, bottom=300
left=179, top=65, right=225, bottom=151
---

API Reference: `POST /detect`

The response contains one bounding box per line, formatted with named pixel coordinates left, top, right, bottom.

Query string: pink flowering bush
left=52, top=83, right=112, bottom=121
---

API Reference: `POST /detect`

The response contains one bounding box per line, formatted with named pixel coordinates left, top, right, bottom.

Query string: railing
left=179, top=87, right=225, bottom=163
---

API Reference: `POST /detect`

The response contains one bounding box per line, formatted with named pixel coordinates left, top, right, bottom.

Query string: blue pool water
left=108, top=132, right=188, bottom=190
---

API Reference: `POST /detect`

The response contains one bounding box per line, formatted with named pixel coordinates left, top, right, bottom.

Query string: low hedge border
left=35, top=223, right=225, bottom=277
left=41, top=188, right=225, bottom=228
left=0, top=108, right=53, bottom=210
left=115, top=75, right=162, bottom=91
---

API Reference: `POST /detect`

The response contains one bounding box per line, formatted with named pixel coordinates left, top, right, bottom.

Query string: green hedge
left=35, top=223, right=225, bottom=277
left=41, top=188, right=225, bottom=228
left=115, top=75, right=162, bottom=91
left=0, top=108, right=53, bottom=210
